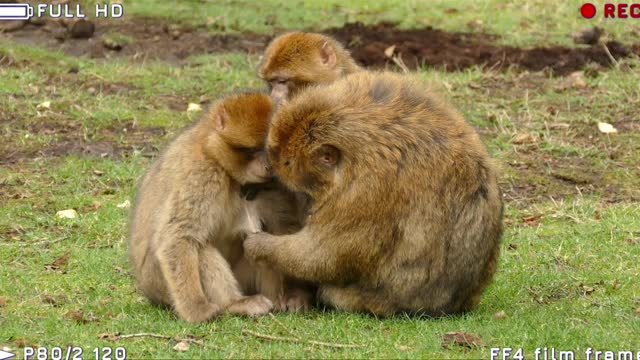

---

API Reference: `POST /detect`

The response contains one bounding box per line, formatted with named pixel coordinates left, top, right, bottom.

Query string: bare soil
left=2, top=19, right=638, bottom=75
left=327, top=22, right=639, bottom=76
left=0, top=118, right=163, bottom=165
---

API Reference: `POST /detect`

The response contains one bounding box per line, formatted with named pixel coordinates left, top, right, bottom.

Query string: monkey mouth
left=254, top=175, right=275, bottom=183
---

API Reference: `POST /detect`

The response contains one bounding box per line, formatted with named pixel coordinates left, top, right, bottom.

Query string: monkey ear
left=316, top=144, right=340, bottom=168
left=214, top=110, right=228, bottom=131
left=319, top=42, right=337, bottom=68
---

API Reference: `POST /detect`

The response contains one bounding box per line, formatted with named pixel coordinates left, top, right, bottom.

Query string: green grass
left=1, top=0, right=640, bottom=359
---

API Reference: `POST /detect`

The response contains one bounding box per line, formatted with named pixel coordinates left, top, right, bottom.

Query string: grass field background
left=1, top=0, right=639, bottom=358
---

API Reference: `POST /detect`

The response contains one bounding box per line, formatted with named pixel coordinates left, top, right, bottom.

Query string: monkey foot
left=276, top=289, right=313, bottom=313
left=227, top=295, right=273, bottom=317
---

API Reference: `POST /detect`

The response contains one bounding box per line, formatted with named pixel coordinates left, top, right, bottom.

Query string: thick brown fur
left=129, top=93, right=304, bottom=323
left=244, top=72, right=503, bottom=317
left=259, top=32, right=362, bottom=103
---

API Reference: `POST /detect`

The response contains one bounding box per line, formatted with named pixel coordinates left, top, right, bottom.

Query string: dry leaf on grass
left=65, top=310, right=97, bottom=324
left=187, top=103, right=202, bottom=113
left=512, top=133, right=536, bottom=145
left=37, top=101, right=51, bottom=110
left=0, top=297, right=6, bottom=308
left=493, top=310, right=507, bottom=320
left=522, top=214, right=542, bottom=226
left=91, top=201, right=103, bottom=211
left=14, top=339, right=31, bottom=348
left=117, top=200, right=131, bottom=209
left=56, top=209, right=78, bottom=219
left=556, top=71, right=587, bottom=91
left=45, top=253, right=70, bottom=271
left=635, top=307, right=640, bottom=315
left=597, top=122, right=618, bottom=134
left=572, top=27, right=604, bottom=45
left=579, top=284, right=596, bottom=296
left=42, top=294, right=67, bottom=306
left=114, top=266, right=131, bottom=276
left=99, top=333, right=120, bottom=341
left=441, top=331, right=485, bottom=349
left=467, top=20, right=484, bottom=31
left=384, top=45, right=396, bottom=58
left=173, top=341, right=190, bottom=352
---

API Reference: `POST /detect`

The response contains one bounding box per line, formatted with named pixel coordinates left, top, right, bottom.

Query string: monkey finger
left=283, top=291, right=313, bottom=313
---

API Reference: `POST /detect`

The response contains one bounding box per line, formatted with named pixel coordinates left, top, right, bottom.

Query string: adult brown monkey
left=244, top=72, right=503, bottom=317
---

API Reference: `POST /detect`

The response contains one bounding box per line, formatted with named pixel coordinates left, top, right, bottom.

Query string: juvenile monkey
left=129, top=93, right=290, bottom=323
left=244, top=72, right=503, bottom=317
left=259, top=32, right=362, bottom=104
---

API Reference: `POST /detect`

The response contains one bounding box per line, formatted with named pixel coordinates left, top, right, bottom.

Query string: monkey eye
left=232, top=145, right=261, bottom=160
left=275, top=78, right=288, bottom=85
left=284, top=160, right=291, bottom=167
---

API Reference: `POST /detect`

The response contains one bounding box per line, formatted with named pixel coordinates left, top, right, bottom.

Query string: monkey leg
left=136, top=253, right=172, bottom=306
left=200, top=246, right=274, bottom=317
left=199, top=246, right=244, bottom=307
left=157, top=238, right=222, bottom=323
left=232, top=255, right=258, bottom=295
left=254, top=265, right=285, bottom=307
left=318, top=285, right=395, bottom=317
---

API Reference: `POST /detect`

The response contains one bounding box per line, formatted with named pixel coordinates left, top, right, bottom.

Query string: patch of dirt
left=501, top=153, right=605, bottom=208
left=500, top=123, right=640, bottom=208
left=327, top=22, right=639, bottom=76
left=3, top=19, right=639, bottom=75
left=0, top=121, right=163, bottom=165
left=1, top=18, right=269, bottom=64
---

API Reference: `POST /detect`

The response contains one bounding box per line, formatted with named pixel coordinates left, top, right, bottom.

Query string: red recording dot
left=581, top=3, right=597, bottom=18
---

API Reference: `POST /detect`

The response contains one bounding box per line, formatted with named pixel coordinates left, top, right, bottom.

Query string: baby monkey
left=259, top=32, right=362, bottom=104
left=244, top=72, right=503, bottom=317
left=129, top=93, right=298, bottom=323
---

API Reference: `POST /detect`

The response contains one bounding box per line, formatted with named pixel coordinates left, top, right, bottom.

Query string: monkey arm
left=243, top=229, right=357, bottom=284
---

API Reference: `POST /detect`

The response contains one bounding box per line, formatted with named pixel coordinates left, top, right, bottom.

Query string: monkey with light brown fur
left=129, top=93, right=306, bottom=323
left=244, top=72, right=503, bottom=317
left=259, top=32, right=362, bottom=105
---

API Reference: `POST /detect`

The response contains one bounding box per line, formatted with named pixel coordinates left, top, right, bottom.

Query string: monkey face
left=226, top=146, right=273, bottom=185
left=260, top=32, right=340, bottom=105
left=266, top=77, right=314, bottom=107
left=267, top=79, right=290, bottom=106
left=244, top=150, right=273, bottom=184
left=207, top=93, right=274, bottom=185
left=267, top=142, right=340, bottom=197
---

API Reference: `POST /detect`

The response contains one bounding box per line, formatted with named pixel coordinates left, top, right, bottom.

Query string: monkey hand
left=278, top=288, right=314, bottom=313
left=243, top=232, right=274, bottom=263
